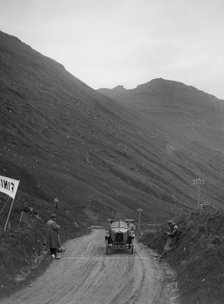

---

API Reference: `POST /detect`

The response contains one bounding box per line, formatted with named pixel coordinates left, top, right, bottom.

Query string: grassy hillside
left=99, top=78, right=224, bottom=210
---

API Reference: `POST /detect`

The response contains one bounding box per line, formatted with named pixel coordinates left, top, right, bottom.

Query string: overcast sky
left=1, top=0, right=224, bottom=98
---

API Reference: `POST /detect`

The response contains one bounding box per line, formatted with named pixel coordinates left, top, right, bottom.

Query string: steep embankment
left=142, top=205, right=224, bottom=304
left=99, top=79, right=224, bottom=209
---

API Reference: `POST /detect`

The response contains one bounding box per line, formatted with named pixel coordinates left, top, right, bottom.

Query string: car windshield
left=111, top=221, right=128, bottom=229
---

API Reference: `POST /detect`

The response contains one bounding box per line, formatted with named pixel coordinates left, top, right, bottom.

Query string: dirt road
left=0, top=229, right=179, bottom=304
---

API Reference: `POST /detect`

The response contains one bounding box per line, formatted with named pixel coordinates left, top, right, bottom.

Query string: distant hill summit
left=135, top=77, right=207, bottom=92
left=98, top=77, right=223, bottom=120
left=98, top=77, right=220, bottom=105
left=99, top=77, right=224, bottom=125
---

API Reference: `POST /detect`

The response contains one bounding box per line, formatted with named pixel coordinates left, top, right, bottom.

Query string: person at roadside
left=160, top=220, right=178, bottom=259
left=129, top=221, right=136, bottom=231
left=47, top=213, right=61, bottom=259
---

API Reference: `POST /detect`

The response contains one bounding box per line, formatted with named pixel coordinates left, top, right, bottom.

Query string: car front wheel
left=105, top=239, right=109, bottom=255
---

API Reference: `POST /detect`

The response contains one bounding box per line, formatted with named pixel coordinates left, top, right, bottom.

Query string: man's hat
left=50, top=213, right=57, bottom=219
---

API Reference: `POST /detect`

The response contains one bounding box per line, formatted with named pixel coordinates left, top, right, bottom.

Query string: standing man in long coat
left=47, top=213, right=61, bottom=259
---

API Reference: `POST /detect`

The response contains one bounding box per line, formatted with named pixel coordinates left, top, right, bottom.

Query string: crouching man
left=160, top=220, right=178, bottom=259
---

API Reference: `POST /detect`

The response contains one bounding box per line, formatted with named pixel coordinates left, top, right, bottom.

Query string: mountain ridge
left=99, top=77, right=221, bottom=100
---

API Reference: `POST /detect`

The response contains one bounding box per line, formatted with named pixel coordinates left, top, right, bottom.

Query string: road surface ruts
left=0, top=229, right=178, bottom=304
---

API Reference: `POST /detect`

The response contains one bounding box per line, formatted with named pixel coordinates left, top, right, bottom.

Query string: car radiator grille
left=115, top=232, right=124, bottom=243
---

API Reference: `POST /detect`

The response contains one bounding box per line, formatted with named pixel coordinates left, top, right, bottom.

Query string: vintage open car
left=105, top=219, right=135, bottom=254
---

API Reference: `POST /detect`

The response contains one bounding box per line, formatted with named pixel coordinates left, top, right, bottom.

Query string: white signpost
left=0, top=175, right=20, bottom=231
